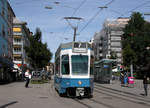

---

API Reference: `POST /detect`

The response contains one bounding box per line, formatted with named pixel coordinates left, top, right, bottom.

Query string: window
left=14, top=47, right=21, bottom=52
left=71, top=55, right=88, bottom=75
left=2, top=25, right=5, bottom=37
left=90, top=56, right=94, bottom=75
left=14, top=38, right=21, bottom=43
left=14, top=56, right=21, bottom=61
left=55, top=57, right=60, bottom=75
left=2, top=7, right=5, bottom=17
left=74, top=42, right=86, bottom=48
left=61, top=55, right=70, bottom=75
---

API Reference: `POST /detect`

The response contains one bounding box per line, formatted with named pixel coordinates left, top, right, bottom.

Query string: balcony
left=13, top=32, right=22, bottom=36
left=13, top=41, right=23, bottom=45
left=13, top=60, right=22, bottom=64
left=13, top=51, right=22, bottom=55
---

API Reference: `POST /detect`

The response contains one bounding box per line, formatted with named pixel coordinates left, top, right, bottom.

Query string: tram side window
left=90, top=56, right=94, bottom=75
left=61, top=55, right=70, bottom=75
left=55, top=57, right=60, bottom=75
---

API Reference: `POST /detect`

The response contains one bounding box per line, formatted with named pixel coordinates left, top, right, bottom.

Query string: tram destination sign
left=72, top=42, right=88, bottom=53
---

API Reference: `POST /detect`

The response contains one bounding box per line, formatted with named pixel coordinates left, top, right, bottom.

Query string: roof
left=95, top=59, right=117, bottom=64
left=55, top=42, right=90, bottom=58
left=13, top=17, right=27, bottom=25
left=59, top=42, right=73, bottom=49
left=7, top=1, right=16, bottom=17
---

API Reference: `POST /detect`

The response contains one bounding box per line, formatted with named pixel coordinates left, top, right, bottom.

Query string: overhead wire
left=62, top=0, right=88, bottom=36
left=79, top=0, right=115, bottom=34
left=78, top=0, right=150, bottom=35
left=123, top=0, right=150, bottom=16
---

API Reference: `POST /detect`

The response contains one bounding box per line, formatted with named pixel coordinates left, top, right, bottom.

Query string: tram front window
left=71, top=55, right=88, bottom=75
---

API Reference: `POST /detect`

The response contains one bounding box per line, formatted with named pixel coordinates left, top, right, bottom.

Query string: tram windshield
left=71, top=55, right=88, bottom=75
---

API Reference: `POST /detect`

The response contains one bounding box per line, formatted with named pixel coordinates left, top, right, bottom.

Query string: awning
left=14, top=64, right=21, bottom=70
left=13, top=64, right=21, bottom=72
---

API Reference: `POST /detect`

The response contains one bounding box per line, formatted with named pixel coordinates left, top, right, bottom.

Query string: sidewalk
left=0, top=81, right=64, bottom=108
left=96, top=80, right=150, bottom=98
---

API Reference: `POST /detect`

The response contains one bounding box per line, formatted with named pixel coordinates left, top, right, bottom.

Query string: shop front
left=0, top=57, right=14, bottom=83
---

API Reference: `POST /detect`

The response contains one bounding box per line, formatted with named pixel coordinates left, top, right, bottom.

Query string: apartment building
left=13, top=18, right=31, bottom=74
left=93, top=18, right=129, bottom=64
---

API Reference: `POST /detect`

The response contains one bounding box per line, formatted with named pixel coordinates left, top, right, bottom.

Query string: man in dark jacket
left=143, top=75, right=148, bottom=96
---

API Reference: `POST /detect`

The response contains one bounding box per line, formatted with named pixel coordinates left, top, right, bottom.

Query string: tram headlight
left=66, top=82, right=70, bottom=85
left=78, top=81, right=82, bottom=85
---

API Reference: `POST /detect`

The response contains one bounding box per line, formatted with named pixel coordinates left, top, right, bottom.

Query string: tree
left=122, top=12, right=150, bottom=78
left=122, top=44, right=137, bottom=67
left=25, top=28, right=53, bottom=70
left=109, top=50, right=117, bottom=59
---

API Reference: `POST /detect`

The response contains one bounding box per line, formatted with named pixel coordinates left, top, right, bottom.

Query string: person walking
left=25, top=69, right=31, bottom=88
left=143, top=75, right=148, bottom=96
left=120, top=73, right=124, bottom=86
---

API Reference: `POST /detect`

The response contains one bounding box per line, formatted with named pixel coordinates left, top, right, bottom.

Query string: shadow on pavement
left=0, top=101, right=18, bottom=108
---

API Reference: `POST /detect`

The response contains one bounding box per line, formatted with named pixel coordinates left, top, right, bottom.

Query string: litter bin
left=128, top=77, right=134, bottom=87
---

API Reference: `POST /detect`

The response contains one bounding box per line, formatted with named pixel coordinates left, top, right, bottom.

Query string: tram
left=54, top=42, right=94, bottom=97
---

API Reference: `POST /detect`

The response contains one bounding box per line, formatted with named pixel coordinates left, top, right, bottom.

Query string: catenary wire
left=79, top=0, right=115, bottom=34
left=62, top=0, right=88, bottom=36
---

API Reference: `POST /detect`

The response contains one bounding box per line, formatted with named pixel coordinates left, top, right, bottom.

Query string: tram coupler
left=76, top=88, right=84, bottom=97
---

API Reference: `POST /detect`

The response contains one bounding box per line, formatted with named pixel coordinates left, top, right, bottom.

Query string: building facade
left=93, top=18, right=129, bottom=65
left=7, top=2, right=15, bottom=60
left=13, top=18, right=31, bottom=76
left=0, top=0, right=14, bottom=82
left=0, top=0, right=8, bottom=57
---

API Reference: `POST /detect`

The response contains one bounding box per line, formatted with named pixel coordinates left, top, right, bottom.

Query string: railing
left=13, top=42, right=23, bottom=45
left=13, top=51, right=22, bottom=54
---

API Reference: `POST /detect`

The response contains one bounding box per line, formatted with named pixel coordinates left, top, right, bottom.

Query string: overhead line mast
left=62, top=0, right=88, bottom=36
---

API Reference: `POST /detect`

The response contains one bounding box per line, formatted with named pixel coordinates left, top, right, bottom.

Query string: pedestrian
left=143, top=75, right=148, bottom=96
left=25, top=69, right=31, bottom=88
left=120, top=73, right=124, bottom=86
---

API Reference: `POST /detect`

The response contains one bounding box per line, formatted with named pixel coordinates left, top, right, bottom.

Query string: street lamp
left=64, top=17, right=83, bottom=42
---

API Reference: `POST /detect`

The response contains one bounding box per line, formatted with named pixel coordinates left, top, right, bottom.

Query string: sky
left=9, top=0, right=150, bottom=62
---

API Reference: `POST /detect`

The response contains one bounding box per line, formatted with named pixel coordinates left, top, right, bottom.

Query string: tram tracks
left=94, top=84, right=150, bottom=107
left=73, top=98, right=115, bottom=108
left=72, top=84, right=150, bottom=108
left=94, top=83, right=150, bottom=102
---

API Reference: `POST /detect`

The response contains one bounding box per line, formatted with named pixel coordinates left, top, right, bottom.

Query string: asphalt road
left=0, top=81, right=150, bottom=108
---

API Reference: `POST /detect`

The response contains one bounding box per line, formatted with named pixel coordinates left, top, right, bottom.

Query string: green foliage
left=122, top=12, right=150, bottom=78
left=109, top=51, right=117, bottom=59
left=24, top=28, right=53, bottom=69
left=122, top=44, right=137, bottom=67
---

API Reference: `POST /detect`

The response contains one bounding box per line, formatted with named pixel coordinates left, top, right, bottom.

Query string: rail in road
left=48, top=80, right=150, bottom=108
left=94, top=83, right=150, bottom=102
left=70, top=83, right=150, bottom=108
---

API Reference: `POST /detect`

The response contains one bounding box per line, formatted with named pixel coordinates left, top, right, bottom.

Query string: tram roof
left=94, top=59, right=116, bottom=64
left=55, top=42, right=72, bottom=54
left=60, top=42, right=73, bottom=49
left=55, top=42, right=91, bottom=57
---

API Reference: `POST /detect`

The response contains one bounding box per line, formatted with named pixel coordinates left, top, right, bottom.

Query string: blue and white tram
left=54, top=42, right=94, bottom=97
